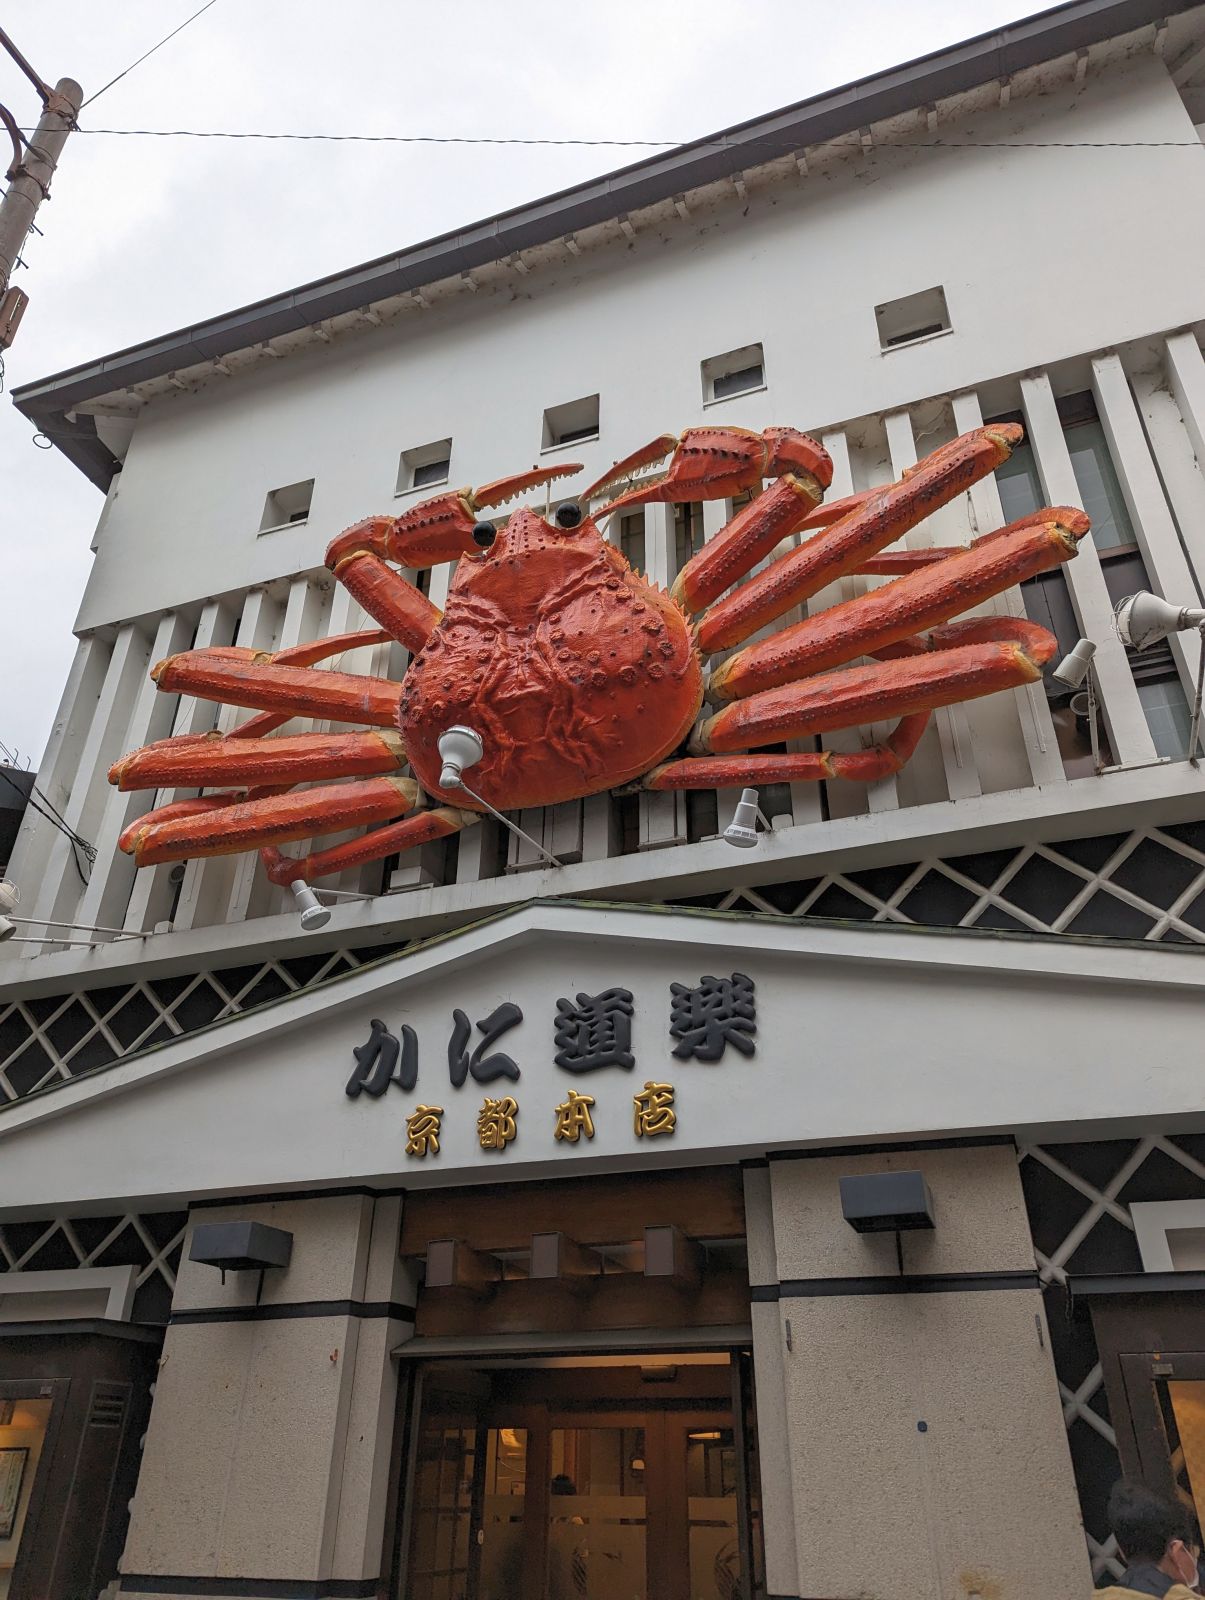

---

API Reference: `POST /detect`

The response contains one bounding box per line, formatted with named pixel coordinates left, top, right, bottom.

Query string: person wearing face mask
left=1098, top=1479, right=1201, bottom=1597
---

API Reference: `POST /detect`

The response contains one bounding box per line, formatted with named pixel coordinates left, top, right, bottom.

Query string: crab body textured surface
left=109, top=423, right=1090, bottom=887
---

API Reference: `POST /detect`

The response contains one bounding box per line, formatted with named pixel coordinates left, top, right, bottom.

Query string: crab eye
left=472, top=521, right=497, bottom=548
left=554, top=502, right=583, bottom=529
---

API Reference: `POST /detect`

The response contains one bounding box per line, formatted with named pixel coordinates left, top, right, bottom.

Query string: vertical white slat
left=74, top=611, right=193, bottom=935
left=701, top=497, right=746, bottom=838
left=950, top=389, right=1066, bottom=787
left=1092, top=352, right=1203, bottom=707
left=3, top=634, right=110, bottom=911
left=1088, top=353, right=1203, bottom=739
left=124, top=598, right=239, bottom=933
left=1165, top=331, right=1205, bottom=497
left=883, top=408, right=981, bottom=803
left=221, top=588, right=286, bottom=926
left=814, top=428, right=871, bottom=821
left=172, top=592, right=287, bottom=932
left=1020, top=370, right=1158, bottom=767
left=25, top=623, right=152, bottom=943
left=639, top=503, right=687, bottom=848
left=1130, top=368, right=1205, bottom=599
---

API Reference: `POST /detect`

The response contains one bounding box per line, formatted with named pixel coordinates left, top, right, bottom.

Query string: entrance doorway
left=397, top=1354, right=762, bottom=1600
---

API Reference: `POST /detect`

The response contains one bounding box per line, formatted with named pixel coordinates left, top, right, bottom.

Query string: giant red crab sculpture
left=109, top=422, right=1089, bottom=885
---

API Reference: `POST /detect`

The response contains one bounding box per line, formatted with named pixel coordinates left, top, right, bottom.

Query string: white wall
left=78, top=53, right=1205, bottom=632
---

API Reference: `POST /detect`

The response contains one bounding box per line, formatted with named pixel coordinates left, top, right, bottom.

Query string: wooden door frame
left=1084, top=1288, right=1205, bottom=1487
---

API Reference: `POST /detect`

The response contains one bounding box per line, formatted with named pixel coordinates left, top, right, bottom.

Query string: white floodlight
left=1051, top=638, right=1097, bottom=690
left=1114, top=592, right=1205, bottom=652
left=437, top=725, right=485, bottom=791
left=291, top=880, right=331, bottom=932
left=723, top=788, right=764, bottom=849
left=0, top=914, right=13, bottom=943
left=436, top=724, right=563, bottom=868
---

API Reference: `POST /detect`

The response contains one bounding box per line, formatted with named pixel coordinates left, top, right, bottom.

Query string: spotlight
left=435, top=724, right=564, bottom=868
left=723, top=788, right=763, bottom=849
left=291, top=880, right=331, bottom=932
left=437, top=725, right=484, bottom=790
left=0, top=915, right=14, bottom=944
left=1114, top=592, right=1205, bottom=652
left=1051, top=638, right=1096, bottom=690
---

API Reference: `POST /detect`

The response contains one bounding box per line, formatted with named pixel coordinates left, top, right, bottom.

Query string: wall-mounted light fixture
left=189, top=1220, right=293, bottom=1294
left=1115, top=591, right=1205, bottom=765
left=437, top=725, right=564, bottom=868
left=723, top=788, right=767, bottom=849
left=1050, top=639, right=1103, bottom=774
left=839, top=1171, right=936, bottom=1234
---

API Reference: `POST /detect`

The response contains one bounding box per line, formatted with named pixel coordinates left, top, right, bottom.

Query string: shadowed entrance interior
left=395, top=1353, right=763, bottom=1600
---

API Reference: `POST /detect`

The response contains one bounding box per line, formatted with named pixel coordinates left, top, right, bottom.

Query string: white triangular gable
left=1, top=901, right=1200, bottom=1214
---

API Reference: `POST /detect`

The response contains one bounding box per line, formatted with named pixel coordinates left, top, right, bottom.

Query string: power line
left=41, top=128, right=1205, bottom=150
left=81, top=0, right=220, bottom=109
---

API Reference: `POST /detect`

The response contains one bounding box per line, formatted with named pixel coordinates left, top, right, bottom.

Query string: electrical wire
left=81, top=0, right=220, bottom=109
left=0, top=766, right=96, bottom=885
left=41, top=129, right=1205, bottom=149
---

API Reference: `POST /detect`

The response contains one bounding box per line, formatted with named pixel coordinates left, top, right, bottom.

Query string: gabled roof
left=0, top=898, right=1199, bottom=1215
left=12, top=0, right=1201, bottom=488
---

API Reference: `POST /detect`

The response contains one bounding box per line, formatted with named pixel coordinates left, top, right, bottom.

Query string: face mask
left=1172, top=1541, right=1199, bottom=1590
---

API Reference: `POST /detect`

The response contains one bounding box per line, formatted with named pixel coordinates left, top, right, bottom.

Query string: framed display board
left=0, top=1448, right=29, bottom=1540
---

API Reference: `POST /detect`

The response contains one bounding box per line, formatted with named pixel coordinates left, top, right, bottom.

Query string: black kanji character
left=346, top=1018, right=418, bottom=1097
left=554, top=987, right=636, bottom=1073
left=669, top=973, right=756, bottom=1061
left=448, top=1002, right=523, bottom=1087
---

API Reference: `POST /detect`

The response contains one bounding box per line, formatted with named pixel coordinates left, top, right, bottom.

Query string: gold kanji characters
left=405, top=1104, right=444, bottom=1158
left=633, top=1080, right=676, bottom=1138
left=478, top=1095, right=518, bottom=1151
left=553, top=1089, right=596, bottom=1144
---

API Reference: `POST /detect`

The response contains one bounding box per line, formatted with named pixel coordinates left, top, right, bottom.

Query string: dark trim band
left=766, top=1134, right=1015, bottom=1162
left=1070, top=1271, right=1205, bottom=1299
left=170, top=1299, right=415, bottom=1326
left=191, top=1185, right=406, bottom=1209
left=120, top=1579, right=378, bottom=1598
left=752, top=1270, right=1038, bottom=1299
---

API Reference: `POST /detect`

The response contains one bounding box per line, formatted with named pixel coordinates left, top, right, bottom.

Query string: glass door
left=400, top=1368, right=759, bottom=1600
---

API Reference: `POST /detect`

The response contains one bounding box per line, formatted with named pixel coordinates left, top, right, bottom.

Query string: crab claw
left=326, top=464, right=583, bottom=575
left=589, top=427, right=832, bottom=515
left=474, top=463, right=582, bottom=511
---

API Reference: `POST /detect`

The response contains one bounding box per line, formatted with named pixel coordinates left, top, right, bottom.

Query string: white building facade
left=2, top=3, right=1205, bottom=1596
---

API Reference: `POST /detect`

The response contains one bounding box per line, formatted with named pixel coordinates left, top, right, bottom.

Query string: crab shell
left=400, top=505, right=704, bottom=810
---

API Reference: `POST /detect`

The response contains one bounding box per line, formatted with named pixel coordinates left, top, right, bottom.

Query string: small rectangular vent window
left=259, top=478, right=314, bottom=533
left=543, top=394, right=600, bottom=450
left=702, top=343, right=765, bottom=403
left=875, top=286, right=951, bottom=351
left=88, top=1386, right=128, bottom=1430
left=398, top=438, right=453, bottom=495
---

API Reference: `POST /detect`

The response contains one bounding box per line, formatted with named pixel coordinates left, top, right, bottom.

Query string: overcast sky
left=1, top=0, right=1031, bottom=765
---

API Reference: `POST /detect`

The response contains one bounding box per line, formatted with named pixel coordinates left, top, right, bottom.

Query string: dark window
left=412, top=458, right=451, bottom=489
left=875, top=286, right=951, bottom=351
left=712, top=363, right=764, bottom=400
left=618, top=512, right=645, bottom=575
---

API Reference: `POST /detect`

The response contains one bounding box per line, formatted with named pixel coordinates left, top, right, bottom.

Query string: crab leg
left=696, top=424, right=1022, bottom=654
left=110, top=730, right=407, bottom=792
left=121, top=776, right=421, bottom=868
left=259, top=806, right=478, bottom=886
left=710, top=507, right=1089, bottom=700
left=645, top=713, right=931, bottom=788
left=694, top=618, right=1056, bottom=756
left=670, top=475, right=826, bottom=615
left=150, top=647, right=403, bottom=727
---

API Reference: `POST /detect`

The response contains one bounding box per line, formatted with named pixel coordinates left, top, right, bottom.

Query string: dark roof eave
left=12, top=0, right=1198, bottom=488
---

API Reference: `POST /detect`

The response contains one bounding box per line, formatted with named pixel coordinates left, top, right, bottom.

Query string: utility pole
left=0, top=25, right=82, bottom=350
